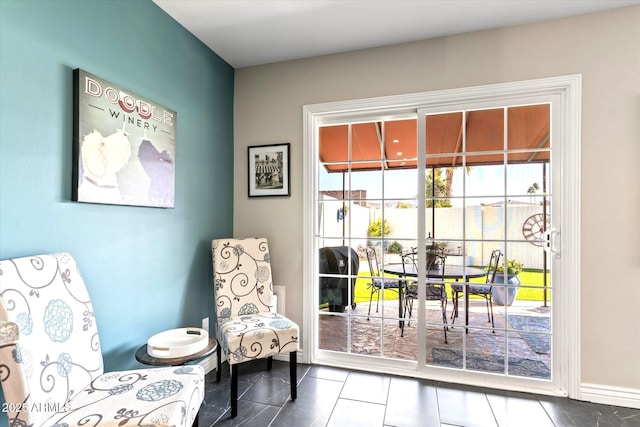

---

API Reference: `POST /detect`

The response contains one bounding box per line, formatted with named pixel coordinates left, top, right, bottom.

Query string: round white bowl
left=147, top=327, right=209, bottom=359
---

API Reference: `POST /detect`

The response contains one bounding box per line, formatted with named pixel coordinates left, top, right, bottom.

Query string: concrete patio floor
left=319, top=298, right=551, bottom=378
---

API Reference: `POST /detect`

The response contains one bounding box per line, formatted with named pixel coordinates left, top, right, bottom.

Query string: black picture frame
left=248, top=143, right=290, bottom=197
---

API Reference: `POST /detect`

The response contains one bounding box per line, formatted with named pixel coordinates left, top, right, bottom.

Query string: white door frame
left=302, top=75, right=581, bottom=398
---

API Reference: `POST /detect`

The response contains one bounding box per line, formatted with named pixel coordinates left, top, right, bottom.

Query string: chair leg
left=290, top=351, right=297, bottom=401
left=400, top=295, right=410, bottom=337
left=216, top=343, right=222, bottom=382
left=405, top=298, right=413, bottom=326
left=451, top=291, right=459, bottom=324
left=488, top=298, right=495, bottom=332
left=401, top=294, right=416, bottom=337
left=267, top=356, right=273, bottom=370
left=367, top=288, right=377, bottom=319
left=231, top=364, right=238, bottom=417
left=441, top=299, right=448, bottom=343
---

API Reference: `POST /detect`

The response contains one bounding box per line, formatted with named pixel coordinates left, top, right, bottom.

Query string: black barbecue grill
left=319, top=246, right=359, bottom=312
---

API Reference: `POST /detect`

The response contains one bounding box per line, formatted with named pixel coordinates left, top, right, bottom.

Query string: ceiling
left=153, top=0, right=639, bottom=68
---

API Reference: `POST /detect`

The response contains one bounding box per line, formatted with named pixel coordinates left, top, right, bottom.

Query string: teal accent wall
left=0, top=0, right=233, bottom=395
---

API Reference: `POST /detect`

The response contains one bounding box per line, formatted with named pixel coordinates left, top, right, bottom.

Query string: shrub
left=388, top=241, right=403, bottom=254
left=367, top=218, right=390, bottom=237
left=496, top=258, right=524, bottom=275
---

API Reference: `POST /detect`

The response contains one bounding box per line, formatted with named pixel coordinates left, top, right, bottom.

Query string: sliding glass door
left=307, top=76, right=579, bottom=395
left=417, top=104, right=553, bottom=378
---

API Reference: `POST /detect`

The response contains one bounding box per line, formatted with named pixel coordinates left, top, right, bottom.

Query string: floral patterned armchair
left=0, top=253, right=204, bottom=427
left=211, top=238, right=298, bottom=418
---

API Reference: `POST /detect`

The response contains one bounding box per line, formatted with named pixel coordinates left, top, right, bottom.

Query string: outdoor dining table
left=383, top=263, right=487, bottom=329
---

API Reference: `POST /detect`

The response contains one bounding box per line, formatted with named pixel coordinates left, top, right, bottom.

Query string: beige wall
left=234, top=7, right=640, bottom=391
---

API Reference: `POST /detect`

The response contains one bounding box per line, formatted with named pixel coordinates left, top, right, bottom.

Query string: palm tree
left=426, top=168, right=451, bottom=207
left=527, top=182, right=540, bottom=202
left=527, top=182, right=540, bottom=194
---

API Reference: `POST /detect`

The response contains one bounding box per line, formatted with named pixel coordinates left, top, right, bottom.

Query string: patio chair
left=365, top=246, right=403, bottom=320
left=0, top=253, right=204, bottom=427
left=212, top=238, right=299, bottom=418
left=402, top=251, right=448, bottom=343
left=451, top=249, right=502, bottom=331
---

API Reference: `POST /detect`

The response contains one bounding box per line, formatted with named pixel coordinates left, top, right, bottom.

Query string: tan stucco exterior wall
left=233, top=6, right=640, bottom=391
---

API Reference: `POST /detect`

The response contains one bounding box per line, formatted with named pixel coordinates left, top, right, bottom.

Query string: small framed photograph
left=248, top=143, right=290, bottom=197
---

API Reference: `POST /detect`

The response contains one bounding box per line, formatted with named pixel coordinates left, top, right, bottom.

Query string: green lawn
left=354, top=268, right=551, bottom=304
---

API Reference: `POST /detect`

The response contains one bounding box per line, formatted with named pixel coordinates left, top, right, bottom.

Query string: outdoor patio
left=319, top=298, right=551, bottom=379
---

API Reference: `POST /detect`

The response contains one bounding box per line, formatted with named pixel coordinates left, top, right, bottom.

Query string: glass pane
left=361, top=237, right=403, bottom=314
left=502, top=241, right=532, bottom=272
left=319, top=164, right=346, bottom=193
left=386, top=118, right=418, bottom=169
left=346, top=205, right=370, bottom=241
left=429, top=332, right=463, bottom=369
left=350, top=314, right=383, bottom=357
left=507, top=331, right=551, bottom=379
left=464, top=164, right=505, bottom=198
left=507, top=104, right=551, bottom=151
left=506, top=204, right=547, bottom=244
left=355, top=244, right=394, bottom=321
left=319, top=238, right=359, bottom=313
left=351, top=167, right=383, bottom=199
left=362, top=301, right=402, bottom=327
left=425, top=112, right=463, bottom=168
left=384, top=168, right=418, bottom=200
left=319, top=124, right=348, bottom=172
left=466, top=108, right=504, bottom=153
left=385, top=320, right=416, bottom=360
left=317, top=201, right=351, bottom=239
left=506, top=162, right=549, bottom=196
left=469, top=203, right=506, bottom=241
left=382, top=200, right=418, bottom=242
left=465, top=204, right=483, bottom=246
left=429, top=207, right=463, bottom=242
left=465, top=327, right=506, bottom=375
left=319, top=312, right=347, bottom=352
left=352, top=122, right=381, bottom=165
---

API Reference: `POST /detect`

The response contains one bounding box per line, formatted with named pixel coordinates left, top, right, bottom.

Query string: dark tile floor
left=198, top=360, right=640, bottom=427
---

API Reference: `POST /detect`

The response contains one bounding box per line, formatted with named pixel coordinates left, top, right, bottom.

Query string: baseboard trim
left=581, top=383, right=640, bottom=409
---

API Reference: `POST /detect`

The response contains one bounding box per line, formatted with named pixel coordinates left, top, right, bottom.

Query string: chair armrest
left=0, top=320, right=19, bottom=345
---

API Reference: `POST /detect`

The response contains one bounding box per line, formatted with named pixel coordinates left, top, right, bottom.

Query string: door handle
left=544, top=228, right=560, bottom=258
